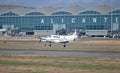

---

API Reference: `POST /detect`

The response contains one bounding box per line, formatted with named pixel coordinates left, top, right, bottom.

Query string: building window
left=1, top=11, right=19, bottom=16
left=25, top=12, right=45, bottom=16
left=79, top=11, right=101, bottom=14
left=108, top=10, right=120, bottom=14
left=52, top=11, right=72, bottom=15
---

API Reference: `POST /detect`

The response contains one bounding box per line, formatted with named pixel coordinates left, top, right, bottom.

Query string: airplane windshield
left=47, top=35, right=51, bottom=37
left=53, top=35, right=60, bottom=38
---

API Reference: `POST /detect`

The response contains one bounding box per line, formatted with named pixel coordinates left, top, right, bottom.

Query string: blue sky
left=0, top=0, right=119, bottom=8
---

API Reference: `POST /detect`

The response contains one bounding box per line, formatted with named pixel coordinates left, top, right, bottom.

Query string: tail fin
left=73, top=29, right=78, bottom=39
left=73, top=29, right=77, bottom=35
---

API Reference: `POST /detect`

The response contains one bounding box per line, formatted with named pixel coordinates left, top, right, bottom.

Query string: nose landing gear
left=63, top=44, right=66, bottom=47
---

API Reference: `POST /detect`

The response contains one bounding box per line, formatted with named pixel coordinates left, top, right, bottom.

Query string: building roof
left=25, top=6, right=58, bottom=15
left=51, top=6, right=84, bottom=15
left=92, top=5, right=115, bottom=14
left=0, top=5, right=20, bottom=13
left=107, top=7, right=120, bottom=14
left=79, top=5, right=115, bottom=14
left=0, top=5, right=34, bottom=16
left=7, top=7, right=34, bottom=16
left=0, top=5, right=119, bottom=16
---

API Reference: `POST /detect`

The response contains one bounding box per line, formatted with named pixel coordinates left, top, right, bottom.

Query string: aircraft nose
left=41, top=39, right=46, bottom=42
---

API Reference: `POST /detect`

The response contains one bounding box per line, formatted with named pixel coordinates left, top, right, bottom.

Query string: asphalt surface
left=0, top=50, right=120, bottom=57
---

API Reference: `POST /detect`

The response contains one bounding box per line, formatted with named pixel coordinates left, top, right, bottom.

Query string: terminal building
left=0, top=5, right=120, bottom=37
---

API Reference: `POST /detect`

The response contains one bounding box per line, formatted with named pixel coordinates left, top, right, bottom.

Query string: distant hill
left=0, top=5, right=35, bottom=13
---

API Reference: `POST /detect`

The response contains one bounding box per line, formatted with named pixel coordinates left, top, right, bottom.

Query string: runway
left=0, top=50, right=120, bottom=57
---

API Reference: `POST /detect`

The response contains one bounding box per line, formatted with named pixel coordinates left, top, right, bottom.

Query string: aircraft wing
left=59, top=40, right=69, bottom=44
left=41, top=38, right=53, bottom=43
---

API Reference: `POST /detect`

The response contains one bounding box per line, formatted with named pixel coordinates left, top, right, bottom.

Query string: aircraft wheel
left=63, top=44, right=66, bottom=47
left=39, top=39, right=41, bottom=43
left=49, top=44, right=51, bottom=47
left=45, top=43, right=46, bottom=46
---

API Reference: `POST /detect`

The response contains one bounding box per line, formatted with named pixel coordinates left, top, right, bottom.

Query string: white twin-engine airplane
left=40, top=30, right=78, bottom=47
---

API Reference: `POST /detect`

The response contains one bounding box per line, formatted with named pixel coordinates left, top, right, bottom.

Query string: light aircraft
left=40, top=30, right=78, bottom=47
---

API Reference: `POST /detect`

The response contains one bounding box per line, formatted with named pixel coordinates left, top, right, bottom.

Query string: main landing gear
left=63, top=44, right=66, bottom=47
left=44, top=43, right=66, bottom=47
left=49, top=44, right=51, bottom=47
left=44, top=43, right=52, bottom=47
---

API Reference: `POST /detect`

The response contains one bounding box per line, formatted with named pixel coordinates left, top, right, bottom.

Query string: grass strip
left=0, top=61, right=120, bottom=70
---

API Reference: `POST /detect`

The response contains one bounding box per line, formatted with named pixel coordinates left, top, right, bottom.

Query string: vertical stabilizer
left=73, top=29, right=78, bottom=40
left=73, top=29, right=77, bottom=35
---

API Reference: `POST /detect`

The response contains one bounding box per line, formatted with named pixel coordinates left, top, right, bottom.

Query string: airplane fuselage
left=42, top=34, right=77, bottom=43
left=41, top=30, right=78, bottom=47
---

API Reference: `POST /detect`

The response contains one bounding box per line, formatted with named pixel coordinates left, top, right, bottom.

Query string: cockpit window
left=53, top=35, right=60, bottom=38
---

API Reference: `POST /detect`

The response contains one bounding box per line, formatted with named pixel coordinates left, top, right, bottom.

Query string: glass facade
left=52, top=11, right=72, bottom=15
left=0, top=9, right=120, bottom=33
left=80, top=10, right=101, bottom=14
